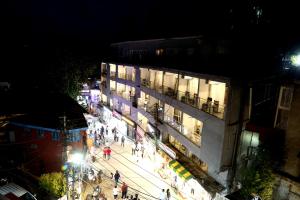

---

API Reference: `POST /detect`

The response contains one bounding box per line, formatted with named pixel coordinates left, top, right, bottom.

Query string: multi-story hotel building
left=100, top=36, right=251, bottom=199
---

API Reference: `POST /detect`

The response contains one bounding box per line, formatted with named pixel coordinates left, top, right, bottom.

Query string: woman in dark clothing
left=166, top=188, right=171, bottom=200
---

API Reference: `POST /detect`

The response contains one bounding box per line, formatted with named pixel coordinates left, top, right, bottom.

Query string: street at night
left=1, top=0, right=300, bottom=200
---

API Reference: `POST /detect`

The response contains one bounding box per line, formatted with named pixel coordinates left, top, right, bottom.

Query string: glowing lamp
left=291, top=54, right=300, bottom=67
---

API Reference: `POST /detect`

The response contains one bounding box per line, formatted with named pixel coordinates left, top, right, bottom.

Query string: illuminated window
left=156, top=49, right=164, bottom=56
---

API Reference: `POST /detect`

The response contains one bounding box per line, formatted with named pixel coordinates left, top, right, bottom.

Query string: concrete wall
left=141, top=84, right=231, bottom=185
left=221, top=84, right=243, bottom=169
left=8, top=125, right=84, bottom=175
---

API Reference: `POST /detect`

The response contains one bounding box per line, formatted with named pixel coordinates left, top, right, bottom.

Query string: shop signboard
left=122, top=116, right=135, bottom=127
left=158, top=141, right=176, bottom=159
left=136, top=126, right=145, bottom=141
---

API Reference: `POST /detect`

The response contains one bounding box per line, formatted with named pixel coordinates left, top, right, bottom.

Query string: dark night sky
left=1, top=0, right=300, bottom=82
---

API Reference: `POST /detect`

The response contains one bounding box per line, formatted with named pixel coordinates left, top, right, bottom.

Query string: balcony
left=118, top=72, right=126, bottom=80
left=141, top=79, right=150, bottom=87
left=110, top=71, right=116, bottom=79
left=141, top=81, right=225, bottom=119
left=175, top=90, right=225, bottom=119
left=116, top=90, right=136, bottom=102
left=119, top=72, right=135, bottom=82
left=164, top=114, right=201, bottom=146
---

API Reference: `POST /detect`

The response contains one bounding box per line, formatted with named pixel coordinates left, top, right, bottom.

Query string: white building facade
left=100, top=38, right=245, bottom=199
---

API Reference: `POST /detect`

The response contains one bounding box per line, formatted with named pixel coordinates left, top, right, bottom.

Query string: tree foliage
left=46, top=50, right=99, bottom=99
left=27, top=48, right=99, bottom=99
left=39, top=172, right=66, bottom=198
left=240, top=146, right=275, bottom=200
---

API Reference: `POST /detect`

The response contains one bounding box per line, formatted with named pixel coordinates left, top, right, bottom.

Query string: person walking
left=106, top=125, right=109, bottom=135
left=121, top=135, right=125, bottom=147
left=121, top=182, right=128, bottom=199
left=101, top=126, right=104, bottom=135
left=131, top=142, right=136, bottom=155
left=159, top=189, right=166, bottom=200
left=103, top=147, right=107, bottom=159
left=100, top=126, right=104, bottom=140
left=166, top=189, right=171, bottom=200
left=107, top=147, right=112, bottom=160
left=133, top=194, right=139, bottom=200
left=114, top=170, right=120, bottom=185
left=140, top=143, right=145, bottom=158
left=113, top=185, right=119, bottom=200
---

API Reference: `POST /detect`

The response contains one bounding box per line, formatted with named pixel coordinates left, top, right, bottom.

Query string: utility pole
left=60, top=114, right=69, bottom=200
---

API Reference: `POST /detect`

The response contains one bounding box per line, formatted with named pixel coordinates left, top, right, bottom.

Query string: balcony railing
left=118, top=72, right=126, bottom=80
left=116, top=90, right=136, bottom=102
left=119, top=72, right=135, bottom=82
left=141, top=80, right=225, bottom=119
left=110, top=71, right=116, bottom=79
left=164, top=114, right=201, bottom=146
left=137, top=101, right=158, bottom=114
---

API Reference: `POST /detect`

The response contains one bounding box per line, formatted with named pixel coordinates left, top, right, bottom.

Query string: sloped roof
left=0, top=90, right=87, bottom=130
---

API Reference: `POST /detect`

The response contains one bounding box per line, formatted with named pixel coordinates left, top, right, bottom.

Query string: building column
left=106, top=64, right=111, bottom=107
left=116, top=64, right=119, bottom=79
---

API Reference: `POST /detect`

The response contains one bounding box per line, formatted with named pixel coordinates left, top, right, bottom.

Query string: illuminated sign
left=122, top=116, right=135, bottom=126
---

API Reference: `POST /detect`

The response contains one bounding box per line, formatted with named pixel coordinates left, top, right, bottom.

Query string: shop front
left=146, top=123, right=161, bottom=141
left=121, top=116, right=136, bottom=140
left=102, top=106, right=113, bottom=123
left=168, top=160, right=212, bottom=200
left=111, top=110, right=127, bottom=136
left=152, top=142, right=177, bottom=180
left=144, top=134, right=156, bottom=161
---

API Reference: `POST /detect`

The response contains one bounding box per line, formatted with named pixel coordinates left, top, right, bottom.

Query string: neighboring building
left=234, top=70, right=300, bottom=200
left=100, top=36, right=273, bottom=199
left=0, top=183, right=37, bottom=200
left=0, top=90, right=88, bottom=175
left=272, top=79, right=300, bottom=200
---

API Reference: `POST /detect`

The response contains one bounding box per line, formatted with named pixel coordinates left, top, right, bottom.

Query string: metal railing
left=110, top=71, right=116, bottom=79
left=141, top=80, right=225, bottom=119
left=118, top=72, right=126, bottom=79
left=164, top=114, right=201, bottom=146
left=115, top=90, right=136, bottom=102
left=118, top=72, right=135, bottom=82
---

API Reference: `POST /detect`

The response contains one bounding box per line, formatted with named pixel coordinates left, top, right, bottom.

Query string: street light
left=69, top=153, right=84, bottom=200
left=70, top=153, right=84, bottom=165
left=291, top=54, right=300, bottom=67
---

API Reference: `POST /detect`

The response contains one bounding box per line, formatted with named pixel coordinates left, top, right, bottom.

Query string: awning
left=169, top=160, right=193, bottom=181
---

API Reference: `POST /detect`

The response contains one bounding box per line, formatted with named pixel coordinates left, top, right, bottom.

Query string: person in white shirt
left=132, top=142, right=137, bottom=155
left=159, top=189, right=166, bottom=200
left=113, top=185, right=119, bottom=199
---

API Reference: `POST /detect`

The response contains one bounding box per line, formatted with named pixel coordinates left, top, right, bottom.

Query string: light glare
left=291, top=54, right=300, bottom=67
left=70, top=153, right=83, bottom=164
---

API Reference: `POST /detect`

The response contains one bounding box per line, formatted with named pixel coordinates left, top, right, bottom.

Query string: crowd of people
left=86, top=116, right=173, bottom=200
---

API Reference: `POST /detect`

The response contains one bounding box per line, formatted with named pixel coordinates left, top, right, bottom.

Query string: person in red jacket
left=103, top=147, right=107, bottom=159
left=107, top=147, right=112, bottom=160
left=121, top=182, right=128, bottom=198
